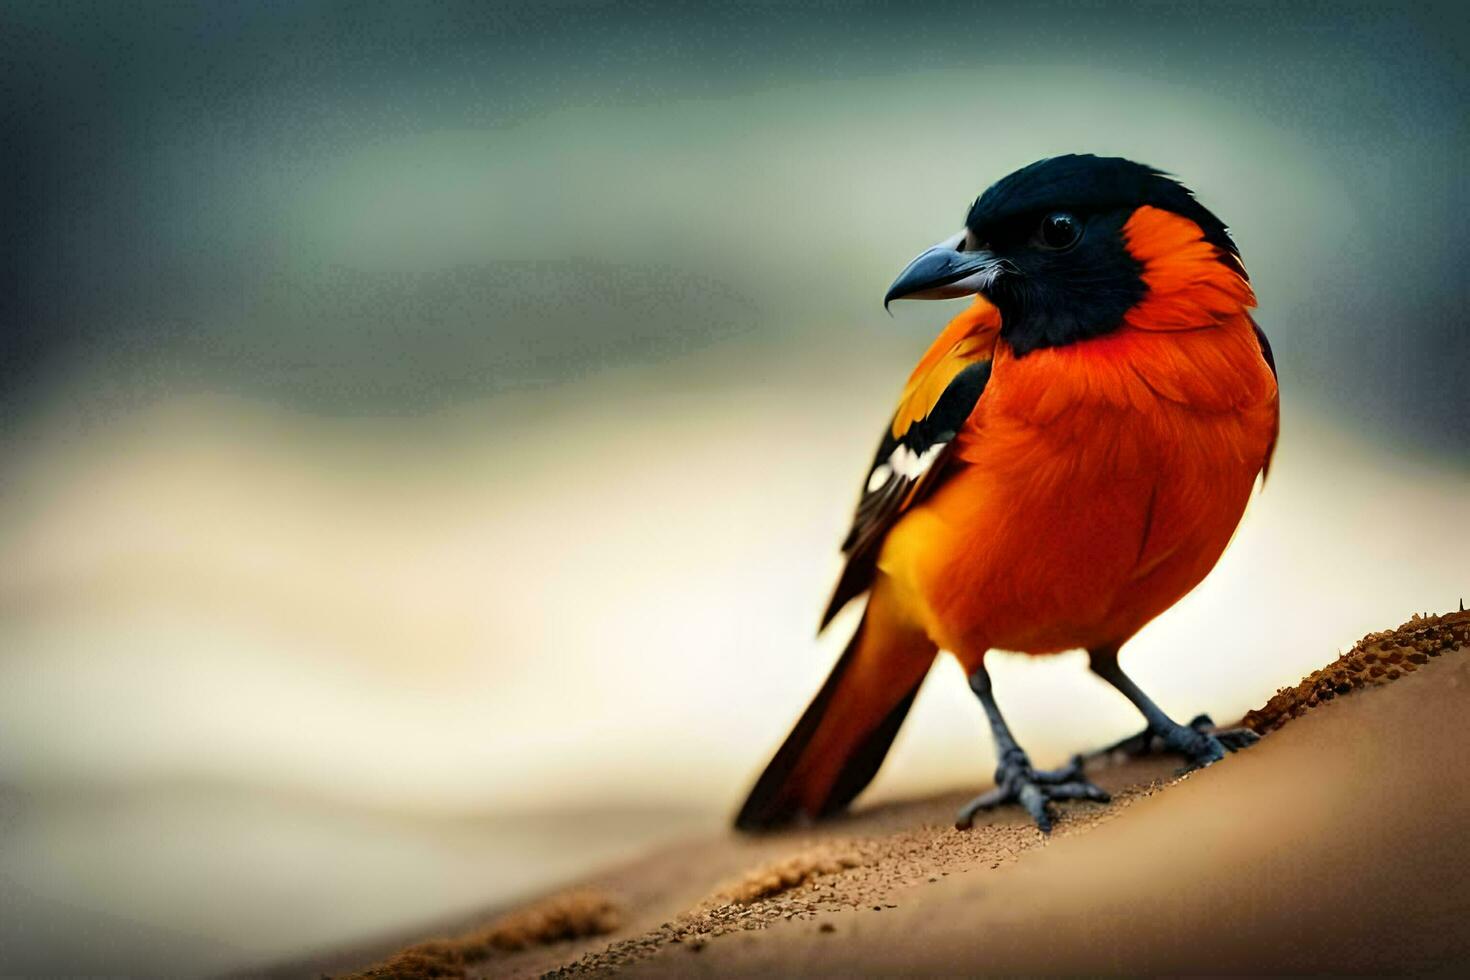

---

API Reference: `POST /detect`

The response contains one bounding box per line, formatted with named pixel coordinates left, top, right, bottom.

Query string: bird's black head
left=885, top=155, right=1241, bottom=355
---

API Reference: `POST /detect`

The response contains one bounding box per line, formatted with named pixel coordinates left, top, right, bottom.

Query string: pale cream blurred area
left=2, top=1, right=1467, bottom=975
left=3, top=356, right=1467, bottom=974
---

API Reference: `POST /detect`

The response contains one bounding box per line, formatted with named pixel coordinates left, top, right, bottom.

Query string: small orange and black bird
left=736, top=154, right=1279, bottom=834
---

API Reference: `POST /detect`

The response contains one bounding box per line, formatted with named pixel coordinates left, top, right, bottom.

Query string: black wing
left=819, top=360, right=991, bottom=630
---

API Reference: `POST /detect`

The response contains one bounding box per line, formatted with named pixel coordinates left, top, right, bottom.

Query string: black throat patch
left=986, top=208, right=1146, bottom=357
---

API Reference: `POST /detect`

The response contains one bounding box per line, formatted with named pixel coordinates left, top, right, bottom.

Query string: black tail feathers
left=734, top=615, right=927, bottom=831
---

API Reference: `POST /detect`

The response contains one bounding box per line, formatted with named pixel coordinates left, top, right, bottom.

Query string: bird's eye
left=1036, top=212, right=1081, bottom=250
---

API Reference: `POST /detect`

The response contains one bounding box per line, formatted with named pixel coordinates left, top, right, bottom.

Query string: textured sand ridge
left=330, top=609, right=1470, bottom=979
left=1243, top=609, right=1468, bottom=732
left=543, top=782, right=1177, bottom=978
left=346, top=890, right=622, bottom=979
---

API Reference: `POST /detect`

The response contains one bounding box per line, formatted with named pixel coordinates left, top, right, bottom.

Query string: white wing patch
left=824, top=357, right=991, bottom=628
left=865, top=442, right=946, bottom=493
left=887, top=441, right=947, bottom=481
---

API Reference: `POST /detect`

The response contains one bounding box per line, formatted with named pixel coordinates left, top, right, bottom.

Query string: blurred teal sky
left=3, top=1, right=1467, bottom=444
left=1, top=1, right=1467, bottom=975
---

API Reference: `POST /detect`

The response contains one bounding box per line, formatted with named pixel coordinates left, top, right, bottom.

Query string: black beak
left=884, top=231, right=1013, bottom=310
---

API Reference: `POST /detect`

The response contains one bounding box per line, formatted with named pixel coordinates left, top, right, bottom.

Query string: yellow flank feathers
left=891, top=295, right=1002, bottom=439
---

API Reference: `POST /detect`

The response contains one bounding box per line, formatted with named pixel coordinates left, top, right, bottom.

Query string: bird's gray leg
left=956, top=660, right=1110, bottom=833
left=1086, top=646, right=1260, bottom=767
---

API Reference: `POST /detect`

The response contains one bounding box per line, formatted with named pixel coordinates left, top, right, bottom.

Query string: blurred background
left=1, top=0, right=1467, bottom=974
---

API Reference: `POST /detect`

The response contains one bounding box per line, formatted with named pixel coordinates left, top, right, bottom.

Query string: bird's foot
left=1086, top=713, right=1260, bottom=769
left=954, top=751, right=1110, bottom=834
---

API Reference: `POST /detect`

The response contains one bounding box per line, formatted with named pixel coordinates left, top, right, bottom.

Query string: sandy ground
left=278, top=610, right=1470, bottom=977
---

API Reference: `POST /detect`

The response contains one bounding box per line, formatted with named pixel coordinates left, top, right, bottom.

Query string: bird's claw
left=1160, top=716, right=1261, bottom=771
left=954, top=752, right=1109, bottom=833
left=1087, top=713, right=1261, bottom=769
left=1212, top=725, right=1262, bottom=753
